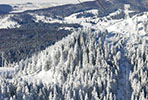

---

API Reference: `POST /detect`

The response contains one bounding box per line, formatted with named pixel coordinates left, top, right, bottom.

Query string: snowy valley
left=0, top=0, right=148, bottom=100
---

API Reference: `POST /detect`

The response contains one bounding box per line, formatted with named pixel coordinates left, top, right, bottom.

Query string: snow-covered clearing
left=0, top=15, right=20, bottom=29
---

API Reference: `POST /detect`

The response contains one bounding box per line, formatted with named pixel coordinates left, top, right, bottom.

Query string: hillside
left=0, top=0, right=147, bottom=100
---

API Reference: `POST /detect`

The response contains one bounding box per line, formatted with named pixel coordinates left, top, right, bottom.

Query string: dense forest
left=0, top=21, right=82, bottom=66
left=0, top=29, right=147, bottom=100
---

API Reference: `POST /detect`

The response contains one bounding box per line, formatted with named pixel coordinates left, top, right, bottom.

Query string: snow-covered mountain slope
left=0, top=1, right=148, bottom=100
left=0, top=0, right=147, bottom=29
left=0, top=14, right=20, bottom=29
left=0, top=10, right=148, bottom=99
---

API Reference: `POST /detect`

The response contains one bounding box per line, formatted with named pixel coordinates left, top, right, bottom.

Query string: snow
left=31, top=8, right=148, bottom=46
left=0, top=67, right=15, bottom=72
left=62, top=8, right=148, bottom=40
left=106, top=13, right=148, bottom=42
left=0, top=15, right=20, bottom=29
left=63, top=9, right=99, bottom=28
left=0, top=67, right=16, bottom=80
left=0, top=4, right=148, bottom=99
left=22, top=70, right=56, bottom=84
left=30, top=14, right=53, bottom=23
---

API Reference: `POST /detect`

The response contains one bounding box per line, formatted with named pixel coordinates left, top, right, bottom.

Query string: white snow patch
left=31, top=14, right=52, bottom=23
left=0, top=15, right=20, bottom=29
left=22, top=70, right=56, bottom=84
left=0, top=67, right=15, bottom=72
left=106, top=12, right=148, bottom=37
left=64, top=9, right=99, bottom=27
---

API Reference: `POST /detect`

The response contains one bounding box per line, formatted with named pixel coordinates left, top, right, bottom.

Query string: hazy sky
left=0, top=0, right=94, bottom=4
left=0, top=0, right=52, bottom=4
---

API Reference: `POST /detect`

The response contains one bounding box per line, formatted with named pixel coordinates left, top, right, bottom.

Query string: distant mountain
left=0, top=4, right=12, bottom=14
